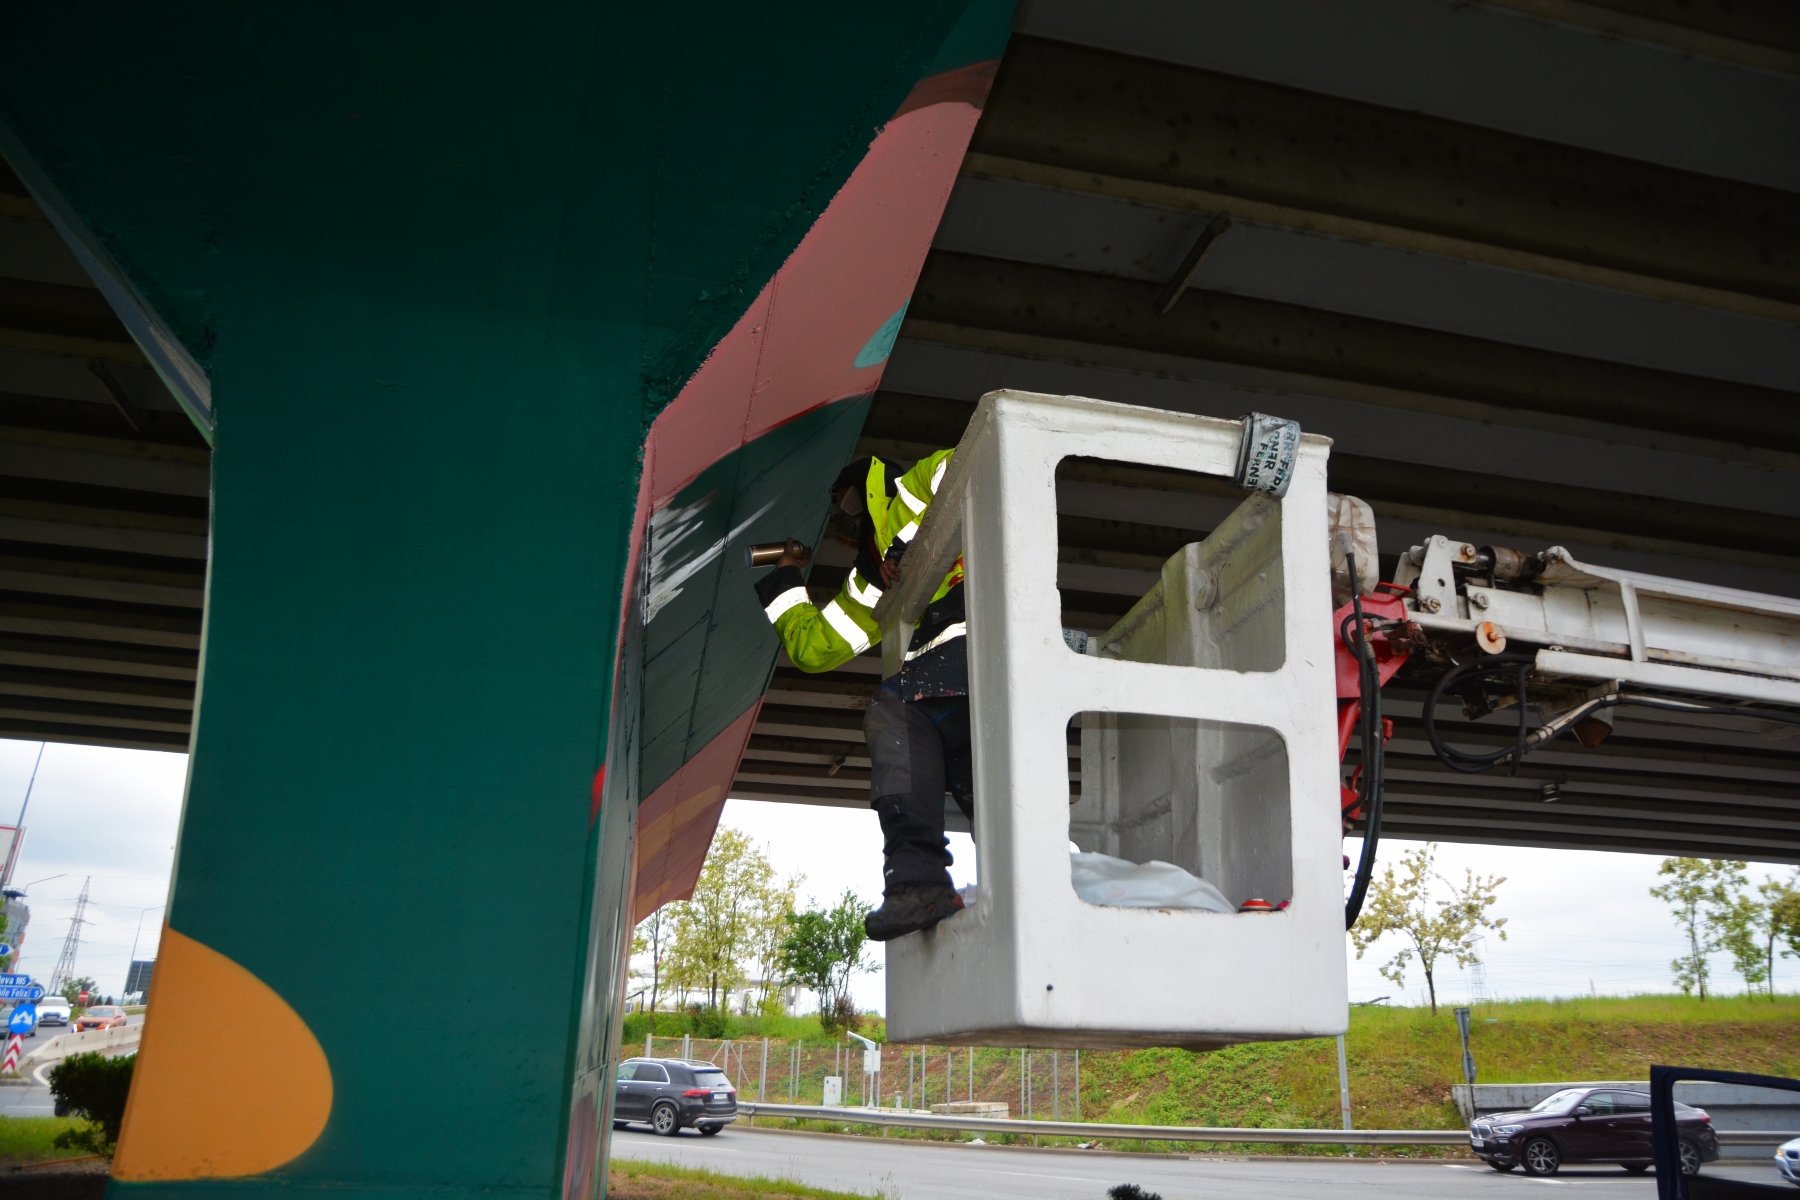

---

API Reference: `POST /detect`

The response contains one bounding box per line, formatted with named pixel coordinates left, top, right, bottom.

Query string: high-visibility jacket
left=753, top=451, right=965, bottom=681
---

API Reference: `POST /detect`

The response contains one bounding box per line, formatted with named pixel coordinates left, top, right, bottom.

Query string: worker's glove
left=880, top=540, right=906, bottom=587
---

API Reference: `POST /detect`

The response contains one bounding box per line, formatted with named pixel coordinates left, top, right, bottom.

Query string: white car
left=35, top=996, right=70, bottom=1026
left=1777, top=1136, right=1800, bottom=1187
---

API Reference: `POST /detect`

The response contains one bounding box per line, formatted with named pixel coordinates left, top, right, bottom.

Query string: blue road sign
left=7, top=1003, right=34, bottom=1034
left=0, top=973, right=29, bottom=986
left=0, top=985, right=43, bottom=1001
left=0, top=945, right=14, bottom=959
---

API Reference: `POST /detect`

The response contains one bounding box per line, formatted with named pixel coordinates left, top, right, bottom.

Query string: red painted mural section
left=619, top=64, right=999, bottom=921
left=643, top=63, right=996, bottom=510
left=629, top=701, right=761, bottom=922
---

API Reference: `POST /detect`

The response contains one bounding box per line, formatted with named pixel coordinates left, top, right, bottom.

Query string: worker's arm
left=880, top=449, right=954, bottom=551
left=753, top=563, right=883, bottom=674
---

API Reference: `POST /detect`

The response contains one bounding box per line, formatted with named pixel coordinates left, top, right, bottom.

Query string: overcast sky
left=2, top=738, right=1793, bottom=1011
left=0, top=739, right=183, bottom=996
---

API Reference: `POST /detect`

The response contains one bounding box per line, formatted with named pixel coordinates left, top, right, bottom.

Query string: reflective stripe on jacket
left=754, top=451, right=964, bottom=675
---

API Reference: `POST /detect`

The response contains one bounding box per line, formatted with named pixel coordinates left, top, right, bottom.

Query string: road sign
left=0, top=985, right=44, bottom=1001
left=0, top=945, right=13, bottom=959
left=0, top=974, right=29, bottom=986
left=7, top=1003, right=33, bottom=1035
left=3, top=1034, right=19, bottom=1073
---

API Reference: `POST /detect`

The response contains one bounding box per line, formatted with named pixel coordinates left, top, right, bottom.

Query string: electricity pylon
left=48, top=876, right=89, bottom=993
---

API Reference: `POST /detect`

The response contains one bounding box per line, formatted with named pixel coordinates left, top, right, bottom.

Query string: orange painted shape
left=113, top=927, right=333, bottom=1180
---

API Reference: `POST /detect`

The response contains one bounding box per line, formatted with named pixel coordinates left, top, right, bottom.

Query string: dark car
left=611, top=1057, right=738, bottom=1137
left=1470, top=1086, right=1719, bottom=1177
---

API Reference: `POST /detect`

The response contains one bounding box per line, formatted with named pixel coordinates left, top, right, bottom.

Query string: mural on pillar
left=626, top=57, right=1004, bottom=928
left=0, top=3, right=1013, bottom=1200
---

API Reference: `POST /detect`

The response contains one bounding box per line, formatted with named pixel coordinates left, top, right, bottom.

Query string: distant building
left=125, top=959, right=153, bottom=996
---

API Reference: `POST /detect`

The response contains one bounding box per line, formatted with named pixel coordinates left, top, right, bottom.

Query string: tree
left=631, top=907, right=674, bottom=1022
left=662, top=828, right=775, bottom=1012
left=1760, top=871, right=1800, bottom=998
left=1711, top=864, right=1792, bottom=999
left=1649, top=857, right=1743, bottom=1000
left=1715, top=889, right=1770, bottom=998
left=776, top=890, right=877, bottom=1026
left=747, top=869, right=801, bottom=1016
left=1350, top=843, right=1506, bottom=1015
left=59, top=976, right=97, bottom=1005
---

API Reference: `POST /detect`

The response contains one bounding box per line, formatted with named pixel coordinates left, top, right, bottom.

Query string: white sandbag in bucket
left=1070, top=851, right=1234, bottom=912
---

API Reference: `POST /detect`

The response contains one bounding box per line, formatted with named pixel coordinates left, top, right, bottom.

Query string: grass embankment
left=0, top=1116, right=90, bottom=1164
left=754, top=993, right=1800, bottom=1155
left=1080, top=993, right=1800, bottom=1151
left=609, top=1159, right=878, bottom=1200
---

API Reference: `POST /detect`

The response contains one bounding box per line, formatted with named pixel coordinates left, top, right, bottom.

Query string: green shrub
left=46, top=1052, right=135, bottom=1154
left=621, top=1010, right=652, bottom=1047
left=689, top=1006, right=731, bottom=1039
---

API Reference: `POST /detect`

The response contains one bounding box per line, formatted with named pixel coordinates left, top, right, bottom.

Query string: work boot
left=863, top=881, right=963, bottom=942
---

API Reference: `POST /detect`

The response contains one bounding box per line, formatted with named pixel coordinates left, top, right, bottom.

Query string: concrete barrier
left=1453, top=1081, right=1800, bottom=1158
left=21, top=1022, right=141, bottom=1069
left=929, top=1101, right=1010, bottom=1118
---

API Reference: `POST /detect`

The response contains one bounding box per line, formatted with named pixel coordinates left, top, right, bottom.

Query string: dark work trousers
left=864, top=685, right=973, bottom=891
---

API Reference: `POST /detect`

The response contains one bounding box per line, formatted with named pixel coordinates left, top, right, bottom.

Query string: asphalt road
left=612, top=1124, right=1788, bottom=1200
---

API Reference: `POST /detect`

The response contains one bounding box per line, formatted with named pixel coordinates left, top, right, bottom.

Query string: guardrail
left=736, top=1103, right=1799, bottom=1148
left=739, top=1102, right=1466, bottom=1145
left=1719, top=1131, right=1800, bottom=1146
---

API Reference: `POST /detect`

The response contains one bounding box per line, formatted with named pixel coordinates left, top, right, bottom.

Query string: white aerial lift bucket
left=877, top=390, right=1347, bottom=1049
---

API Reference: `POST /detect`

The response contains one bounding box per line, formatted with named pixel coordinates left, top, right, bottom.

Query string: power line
left=48, top=876, right=89, bottom=993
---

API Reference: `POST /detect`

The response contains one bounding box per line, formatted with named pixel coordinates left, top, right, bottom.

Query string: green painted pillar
left=0, top=3, right=1014, bottom=1197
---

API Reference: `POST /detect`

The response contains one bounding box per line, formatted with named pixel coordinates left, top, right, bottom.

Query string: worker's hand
left=777, top=538, right=811, bottom=568
left=880, top=541, right=906, bottom=586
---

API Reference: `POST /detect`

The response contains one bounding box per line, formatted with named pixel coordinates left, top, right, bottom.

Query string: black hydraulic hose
left=1421, top=653, right=1539, bottom=774
left=1424, top=669, right=1800, bottom=775
left=1344, top=553, right=1384, bottom=930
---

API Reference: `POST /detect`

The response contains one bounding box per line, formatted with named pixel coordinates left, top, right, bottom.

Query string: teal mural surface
left=641, top=396, right=871, bottom=797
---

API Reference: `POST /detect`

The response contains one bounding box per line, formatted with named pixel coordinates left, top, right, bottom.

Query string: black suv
left=1470, top=1086, right=1720, bottom=1177
left=612, top=1057, right=738, bottom=1137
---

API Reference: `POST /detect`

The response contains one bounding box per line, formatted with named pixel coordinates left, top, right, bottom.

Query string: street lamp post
left=0, top=743, right=46, bottom=889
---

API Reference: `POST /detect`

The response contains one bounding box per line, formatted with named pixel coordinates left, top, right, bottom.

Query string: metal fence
left=637, top=1036, right=1086, bottom=1118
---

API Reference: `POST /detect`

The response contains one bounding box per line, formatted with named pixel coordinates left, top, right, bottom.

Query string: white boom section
left=1394, top=535, right=1800, bottom=706
left=876, top=389, right=1346, bottom=1050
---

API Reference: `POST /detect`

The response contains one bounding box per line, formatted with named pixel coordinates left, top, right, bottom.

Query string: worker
left=752, top=452, right=970, bottom=941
